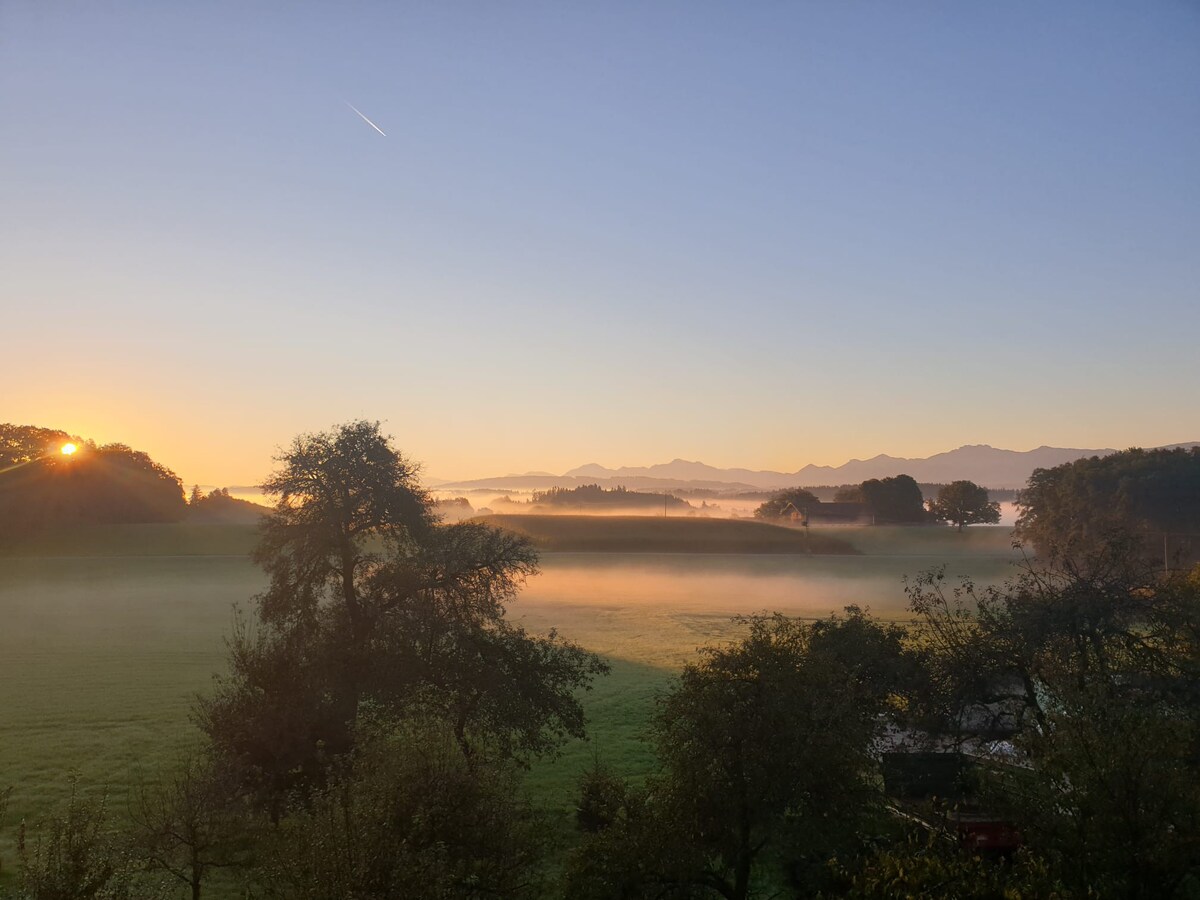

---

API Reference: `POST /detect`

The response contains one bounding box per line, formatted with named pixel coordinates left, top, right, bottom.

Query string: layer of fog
left=513, top=551, right=1015, bottom=665
left=430, top=490, right=1021, bottom=526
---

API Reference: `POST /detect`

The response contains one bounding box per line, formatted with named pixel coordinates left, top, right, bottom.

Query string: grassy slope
left=477, top=513, right=859, bottom=554
left=0, top=521, right=1021, bottom=890
left=0, top=523, right=260, bottom=557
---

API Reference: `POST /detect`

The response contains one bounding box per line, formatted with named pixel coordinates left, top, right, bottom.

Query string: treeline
left=756, top=447, right=1200, bottom=552
left=527, top=484, right=691, bottom=510
left=184, top=487, right=272, bottom=524
left=1017, top=446, right=1200, bottom=560
left=0, top=424, right=185, bottom=535
left=705, top=485, right=1018, bottom=503
left=756, top=475, right=937, bottom=524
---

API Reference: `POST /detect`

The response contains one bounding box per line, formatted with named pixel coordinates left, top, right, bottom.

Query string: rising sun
left=61, top=443, right=78, bottom=456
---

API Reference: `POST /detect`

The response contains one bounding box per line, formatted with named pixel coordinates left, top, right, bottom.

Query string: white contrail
left=346, top=102, right=386, bottom=137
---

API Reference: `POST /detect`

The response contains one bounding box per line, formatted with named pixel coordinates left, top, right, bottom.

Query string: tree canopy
left=253, top=718, right=546, bottom=900
left=753, top=488, right=820, bottom=519
left=905, top=538, right=1200, bottom=897
left=527, top=484, right=691, bottom=511
left=0, top=423, right=80, bottom=467
left=1016, top=446, right=1200, bottom=560
left=863, top=475, right=927, bottom=523
left=927, top=480, right=1001, bottom=531
left=566, top=610, right=912, bottom=899
left=185, top=487, right=269, bottom=524
left=0, top=427, right=185, bottom=534
left=196, top=421, right=607, bottom=813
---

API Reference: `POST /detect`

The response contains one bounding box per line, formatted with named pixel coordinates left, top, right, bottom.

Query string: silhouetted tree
left=197, top=421, right=606, bottom=814
left=906, top=537, right=1200, bottom=896
left=566, top=611, right=906, bottom=899
left=0, top=424, right=77, bottom=468
left=253, top=718, right=546, bottom=900
left=753, top=488, right=819, bottom=520
left=859, top=474, right=927, bottom=523
left=129, top=754, right=253, bottom=900
left=184, top=488, right=266, bottom=524
left=1016, top=446, right=1200, bottom=560
left=834, top=484, right=865, bottom=503
left=0, top=439, right=185, bottom=534
left=529, top=484, right=690, bottom=511
left=927, top=480, right=1001, bottom=531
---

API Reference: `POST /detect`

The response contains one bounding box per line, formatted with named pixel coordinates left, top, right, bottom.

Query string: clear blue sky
left=3, top=1, right=1198, bottom=484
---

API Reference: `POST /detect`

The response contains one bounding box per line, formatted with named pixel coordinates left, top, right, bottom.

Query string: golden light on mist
left=61, top=443, right=78, bottom=456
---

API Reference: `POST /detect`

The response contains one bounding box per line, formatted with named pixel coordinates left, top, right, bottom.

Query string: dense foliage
left=0, top=425, right=185, bottom=534
left=566, top=611, right=914, bottom=899
left=8, top=775, right=167, bottom=900
left=905, top=537, right=1200, bottom=897
left=927, top=480, right=1001, bottom=531
left=753, top=487, right=820, bottom=519
left=1016, top=446, right=1200, bottom=559
left=859, top=474, right=927, bottom=523
left=835, top=475, right=928, bottom=523
left=528, top=484, right=690, bottom=511
left=185, top=487, right=267, bottom=524
left=0, top=425, right=79, bottom=468
left=195, top=421, right=607, bottom=815
left=128, top=754, right=252, bottom=900
left=254, top=719, right=546, bottom=900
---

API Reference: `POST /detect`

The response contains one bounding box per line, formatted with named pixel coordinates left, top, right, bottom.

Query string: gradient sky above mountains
left=3, top=2, right=1198, bottom=485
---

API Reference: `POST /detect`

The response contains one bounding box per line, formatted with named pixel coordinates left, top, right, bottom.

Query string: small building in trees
left=881, top=751, right=1022, bottom=853
left=806, top=502, right=873, bottom=524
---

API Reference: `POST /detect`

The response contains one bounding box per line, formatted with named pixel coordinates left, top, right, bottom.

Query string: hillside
left=0, top=427, right=186, bottom=533
left=185, top=490, right=272, bottom=524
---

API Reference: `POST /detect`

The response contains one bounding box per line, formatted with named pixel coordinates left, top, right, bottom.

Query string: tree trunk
left=732, top=855, right=752, bottom=900
left=190, top=853, right=203, bottom=900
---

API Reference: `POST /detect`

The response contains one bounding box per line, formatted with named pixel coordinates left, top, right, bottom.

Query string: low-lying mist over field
left=208, top=486, right=1024, bottom=526
left=519, top=544, right=1021, bottom=664
left=428, top=489, right=1022, bottom=526
left=0, top=519, right=1023, bottom=845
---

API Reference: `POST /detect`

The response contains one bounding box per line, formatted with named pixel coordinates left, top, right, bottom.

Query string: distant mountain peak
left=438, top=442, right=1199, bottom=494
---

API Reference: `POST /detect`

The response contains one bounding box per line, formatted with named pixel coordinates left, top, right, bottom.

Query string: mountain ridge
left=437, top=442, right=1199, bottom=492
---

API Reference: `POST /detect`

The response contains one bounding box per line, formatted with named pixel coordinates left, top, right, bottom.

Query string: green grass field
left=0, top=520, right=1022, bottom=888
left=476, top=513, right=860, bottom=554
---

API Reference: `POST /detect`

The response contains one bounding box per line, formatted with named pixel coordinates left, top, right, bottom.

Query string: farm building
left=881, top=751, right=1022, bottom=853
left=806, top=501, right=873, bottom=524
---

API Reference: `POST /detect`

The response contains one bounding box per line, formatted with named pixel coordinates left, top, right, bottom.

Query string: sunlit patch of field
left=513, top=531, right=1021, bottom=812
left=0, top=522, right=1022, bottom=883
left=477, top=514, right=861, bottom=554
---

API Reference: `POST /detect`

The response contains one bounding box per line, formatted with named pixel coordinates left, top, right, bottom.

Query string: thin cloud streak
left=345, top=102, right=386, bottom=136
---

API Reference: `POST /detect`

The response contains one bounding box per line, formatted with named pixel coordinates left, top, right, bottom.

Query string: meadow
left=0, top=519, right=1022, bottom=881
left=477, top=513, right=860, bottom=554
